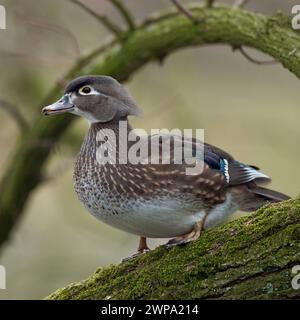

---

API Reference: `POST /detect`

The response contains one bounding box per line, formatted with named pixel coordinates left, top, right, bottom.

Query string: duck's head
left=42, top=75, right=141, bottom=123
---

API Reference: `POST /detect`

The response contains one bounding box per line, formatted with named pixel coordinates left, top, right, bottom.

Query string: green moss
left=46, top=199, right=300, bottom=300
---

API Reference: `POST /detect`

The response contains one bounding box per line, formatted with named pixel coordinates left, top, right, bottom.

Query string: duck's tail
left=239, top=184, right=290, bottom=212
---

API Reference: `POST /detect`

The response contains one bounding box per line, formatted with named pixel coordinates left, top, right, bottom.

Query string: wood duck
left=42, top=75, right=289, bottom=257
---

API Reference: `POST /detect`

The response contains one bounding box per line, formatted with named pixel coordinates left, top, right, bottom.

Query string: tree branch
left=69, top=0, right=122, bottom=36
left=25, top=20, right=81, bottom=56
left=171, top=0, right=199, bottom=24
left=1, top=6, right=300, bottom=255
left=0, top=99, right=28, bottom=131
left=47, top=199, right=300, bottom=299
left=108, top=0, right=136, bottom=31
left=234, top=46, right=278, bottom=65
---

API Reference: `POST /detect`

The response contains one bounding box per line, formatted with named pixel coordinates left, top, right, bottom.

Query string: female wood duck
left=42, top=75, right=289, bottom=257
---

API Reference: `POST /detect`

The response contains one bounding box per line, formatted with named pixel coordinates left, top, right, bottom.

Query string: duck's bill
left=42, top=94, right=74, bottom=116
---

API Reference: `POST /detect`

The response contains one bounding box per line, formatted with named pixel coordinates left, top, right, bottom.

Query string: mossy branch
left=47, top=199, right=300, bottom=300
left=1, top=5, right=300, bottom=256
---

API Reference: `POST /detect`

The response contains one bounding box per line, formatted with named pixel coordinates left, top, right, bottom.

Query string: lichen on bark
left=47, top=199, right=300, bottom=300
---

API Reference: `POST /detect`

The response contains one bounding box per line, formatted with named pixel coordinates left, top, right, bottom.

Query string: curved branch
left=1, top=6, right=300, bottom=251
left=234, top=46, right=278, bottom=65
left=171, top=0, right=199, bottom=24
left=47, top=199, right=300, bottom=300
left=0, top=99, right=28, bottom=131
left=14, top=8, right=81, bottom=56
left=69, top=0, right=122, bottom=36
left=108, top=0, right=136, bottom=31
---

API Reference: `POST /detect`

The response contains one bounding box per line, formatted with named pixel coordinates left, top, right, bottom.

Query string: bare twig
left=235, top=46, right=278, bottom=65
left=25, top=20, right=81, bottom=56
left=13, top=8, right=81, bottom=56
left=233, top=0, right=250, bottom=8
left=70, top=0, right=122, bottom=36
left=108, top=0, right=136, bottom=31
left=0, top=99, right=28, bottom=131
left=170, top=0, right=199, bottom=24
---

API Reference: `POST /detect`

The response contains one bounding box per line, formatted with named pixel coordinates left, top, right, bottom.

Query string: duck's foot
left=122, top=236, right=150, bottom=262
left=165, top=231, right=201, bottom=248
left=164, top=215, right=208, bottom=249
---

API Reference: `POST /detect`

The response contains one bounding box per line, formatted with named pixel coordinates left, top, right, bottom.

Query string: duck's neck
left=77, top=118, right=134, bottom=169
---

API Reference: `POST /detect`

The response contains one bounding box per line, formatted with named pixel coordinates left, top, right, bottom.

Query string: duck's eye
left=79, top=86, right=92, bottom=95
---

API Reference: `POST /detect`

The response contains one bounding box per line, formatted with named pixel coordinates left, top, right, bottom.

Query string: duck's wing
left=203, top=142, right=270, bottom=186
left=137, top=133, right=270, bottom=186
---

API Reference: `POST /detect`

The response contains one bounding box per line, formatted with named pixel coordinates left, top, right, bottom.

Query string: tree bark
left=47, top=199, right=300, bottom=300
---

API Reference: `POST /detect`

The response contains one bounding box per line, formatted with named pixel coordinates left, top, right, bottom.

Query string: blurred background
left=0, top=0, right=299, bottom=299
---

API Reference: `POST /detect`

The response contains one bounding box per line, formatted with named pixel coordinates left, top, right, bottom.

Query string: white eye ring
left=78, top=85, right=99, bottom=96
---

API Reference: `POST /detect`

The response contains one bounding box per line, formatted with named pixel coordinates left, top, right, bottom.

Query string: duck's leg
left=165, top=213, right=208, bottom=248
left=138, top=236, right=150, bottom=253
left=122, top=237, right=150, bottom=262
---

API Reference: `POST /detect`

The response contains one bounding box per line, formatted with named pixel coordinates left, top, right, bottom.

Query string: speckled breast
left=73, top=160, right=202, bottom=238
left=72, top=123, right=234, bottom=238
